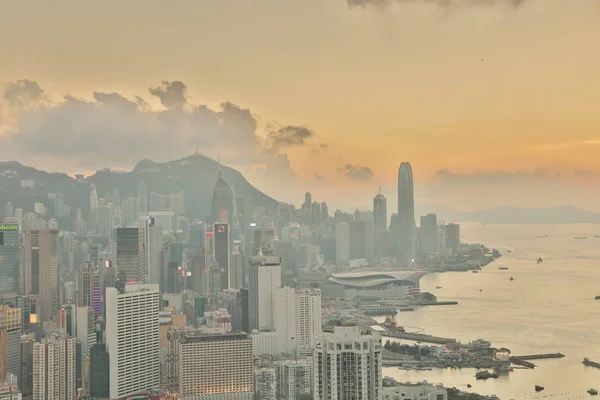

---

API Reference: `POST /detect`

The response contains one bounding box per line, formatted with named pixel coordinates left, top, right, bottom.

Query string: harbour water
left=380, top=223, right=600, bottom=400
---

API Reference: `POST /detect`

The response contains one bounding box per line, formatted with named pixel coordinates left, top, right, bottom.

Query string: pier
left=583, top=358, right=600, bottom=368
left=383, top=330, right=457, bottom=345
left=510, top=357, right=535, bottom=368
left=514, top=353, right=564, bottom=360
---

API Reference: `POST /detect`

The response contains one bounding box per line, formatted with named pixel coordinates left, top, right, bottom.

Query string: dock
left=383, top=330, right=457, bottom=345
left=514, top=353, right=564, bottom=360
left=510, top=357, right=535, bottom=369
left=583, top=358, right=600, bottom=368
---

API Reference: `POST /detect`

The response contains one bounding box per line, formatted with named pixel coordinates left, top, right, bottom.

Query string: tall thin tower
left=397, top=162, right=415, bottom=265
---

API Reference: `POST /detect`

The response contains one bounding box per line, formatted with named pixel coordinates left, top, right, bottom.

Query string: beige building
left=33, top=334, right=77, bottom=400
left=23, top=230, right=60, bottom=323
left=178, top=330, right=253, bottom=399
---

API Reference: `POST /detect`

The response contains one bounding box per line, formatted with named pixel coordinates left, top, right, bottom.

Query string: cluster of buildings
left=0, top=161, right=457, bottom=399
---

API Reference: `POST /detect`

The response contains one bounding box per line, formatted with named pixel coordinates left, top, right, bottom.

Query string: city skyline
left=2, top=0, right=600, bottom=211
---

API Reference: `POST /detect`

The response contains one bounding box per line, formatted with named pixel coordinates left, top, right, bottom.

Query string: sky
left=1, top=0, right=600, bottom=212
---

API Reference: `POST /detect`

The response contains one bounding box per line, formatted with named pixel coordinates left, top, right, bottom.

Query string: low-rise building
left=382, top=381, right=447, bottom=400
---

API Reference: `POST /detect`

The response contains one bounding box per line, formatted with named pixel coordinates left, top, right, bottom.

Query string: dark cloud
left=339, top=164, right=374, bottom=181
left=0, top=79, right=311, bottom=170
left=346, top=0, right=529, bottom=10
left=267, top=126, right=314, bottom=149
left=149, top=81, right=187, bottom=109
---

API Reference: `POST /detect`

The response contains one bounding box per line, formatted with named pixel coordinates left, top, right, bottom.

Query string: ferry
left=537, top=257, right=543, bottom=263
left=588, top=389, right=598, bottom=396
left=575, top=236, right=588, bottom=239
left=535, top=385, right=544, bottom=392
left=475, top=370, right=498, bottom=380
left=536, top=235, right=548, bottom=238
left=595, top=296, right=600, bottom=300
left=499, top=266, right=509, bottom=270
left=509, top=276, right=514, bottom=281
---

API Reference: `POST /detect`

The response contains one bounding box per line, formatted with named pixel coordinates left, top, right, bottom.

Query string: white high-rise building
left=106, top=284, right=160, bottom=399
left=76, top=307, right=96, bottom=358
left=314, top=325, right=382, bottom=400
left=248, top=256, right=281, bottom=332
left=254, top=367, right=277, bottom=400
left=335, top=222, right=350, bottom=265
left=144, top=222, right=163, bottom=286
left=274, top=287, right=321, bottom=357
left=33, top=335, right=77, bottom=400
left=177, top=330, right=253, bottom=399
left=275, top=359, right=312, bottom=400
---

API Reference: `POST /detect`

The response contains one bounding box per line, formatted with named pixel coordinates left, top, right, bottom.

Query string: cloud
left=267, top=126, right=314, bottom=149
left=0, top=79, right=313, bottom=171
left=346, top=0, right=529, bottom=10
left=149, top=81, right=188, bottom=109
left=434, top=168, right=600, bottom=185
left=338, top=164, right=374, bottom=181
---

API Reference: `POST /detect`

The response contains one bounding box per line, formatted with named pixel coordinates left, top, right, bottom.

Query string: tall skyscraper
left=397, top=162, right=416, bottom=265
left=138, top=181, right=148, bottom=214
left=77, top=263, right=100, bottom=312
left=212, top=167, right=235, bottom=225
left=23, top=229, right=59, bottom=323
left=106, top=284, right=159, bottom=399
left=115, top=228, right=145, bottom=283
left=314, top=325, right=382, bottom=400
left=33, top=334, right=77, bottom=400
left=274, top=287, right=322, bottom=357
left=0, top=223, right=20, bottom=296
left=373, top=191, right=387, bottom=234
left=248, top=256, right=281, bottom=332
left=213, top=222, right=230, bottom=290
left=177, top=330, right=253, bottom=399
left=89, top=343, right=109, bottom=400
left=0, top=306, right=22, bottom=382
left=144, top=218, right=163, bottom=287
left=335, top=222, right=350, bottom=265
left=419, top=214, right=439, bottom=256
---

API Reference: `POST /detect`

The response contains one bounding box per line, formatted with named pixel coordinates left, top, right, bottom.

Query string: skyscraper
left=33, top=334, right=77, bottom=400
left=23, top=229, right=59, bottom=323
left=274, top=287, right=322, bottom=357
left=212, top=168, right=235, bottom=225
left=138, top=181, right=148, bottom=214
left=373, top=191, right=387, bottom=234
left=248, top=256, right=281, bottom=332
left=213, top=222, right=230, bottom=290
left=115, top=228, right=145, bottom=283
left=77, top=263, right=100, bottom=311
left=0, top=223, right=20, bottom=296
left=397, top=162, right=416, bottom=265
left=419, top=214, right=439, bottom=256
left=314, top=325, right=382, bottom=400
left=335, top=222, right=350, bottom=265
left=106, top=284, right=160, bottom=399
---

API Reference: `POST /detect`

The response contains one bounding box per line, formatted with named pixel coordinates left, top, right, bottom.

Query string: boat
left=537, top=257, right=543, bottom=263
left=575, top=236, right=588, bottom=239
left=499, top=267, right=509, bottom=270
left=588, top=389, right=598, bottom=395
left=535, top=385, right=544, bottom=392
left=509, top=276, right=514, bottom=281
left=436, top=286, right=443, bottom=289
left=475, top=370, right=498, bottom=380
left=596, top=296, right=600, bottom=300
left=536, top=235, right=548, bottom=238
left=472, top=270, right=479, bottom=273
left=467, top=384, right=472, bottom=388
left=479, top=289, right=483, bottom=292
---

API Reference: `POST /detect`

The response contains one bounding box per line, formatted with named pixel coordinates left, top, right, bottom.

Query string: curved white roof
left=329, top=271, right=427, bottom=288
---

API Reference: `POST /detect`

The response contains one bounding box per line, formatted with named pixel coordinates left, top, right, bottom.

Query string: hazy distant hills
left=418, top=204, right=600, bottom=224
left=0, top=154, right=277, bottom=222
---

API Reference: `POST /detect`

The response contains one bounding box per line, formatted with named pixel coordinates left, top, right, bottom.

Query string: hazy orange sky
left=1, top=0, right=600, bottom=211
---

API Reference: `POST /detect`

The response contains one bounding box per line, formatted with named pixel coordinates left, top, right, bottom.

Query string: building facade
left=248, top=256, right=281, bottom=332
left=32, top=335, right=77, bottom=400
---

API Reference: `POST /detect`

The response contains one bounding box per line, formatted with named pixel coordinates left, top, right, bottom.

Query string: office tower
left=230, top=252, right=244, bottom=290
left=445, top=223, right=460, bottom=255
left=213, top=223, right=230, bottom=290
left=76, top=307, right=96, bottom=359
left=58, top=305, right=77, bottom=337
left=335, top=222, right=350, bottom=265
left=350, top=220, right=374, bottom=261
left=177, top=330, right=253, bottom=399
left=106, top=284, right=159, bottom=399
left=240, top=289, right=249, bottom=333
left=20, top=334, right=33, bottom=399
left=190, top=249, right=206, bottom=295
left=89, top=343, right=109, bottom=399
left=212, top=167, right=235, bottom=225
left=77, top=263, right=99, bottom=311
left=138, top=181, right=148, bottom=214
left=144, top=218, right=163, bottom=286
left=33, top=334, right=77, bottom=400
left=0, top=223, right=20, bottom=296
left=23, top=229, right=59, bottom=323
left=419, top=214, right=439, bottom=256
left=275, top=359, right=312, bottom=400
left=176, top=216, right=190, bottom=242
left=274, top=241, right=295, bottom=284
left=170, top=191, right=186, bottom=217
left=115, top=228, right=145, bottom=283
left=274, top=287, right=321, bottom=357
left=397, top=162, right=416, bottom=265
left=311, top=202, right=321, bottom=225
left=1, top=307, right=22, bottom=383
left=254, top=367, right=277, bottom=400
left=248, top=256, right=281, bottom=332
left=314, top=325, right=382, bottom=400
left=373, top=191, right=387, bottom=234
left=321, top=202, right=329, bottom=222
left=4, top=203, right=14, bottom=218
